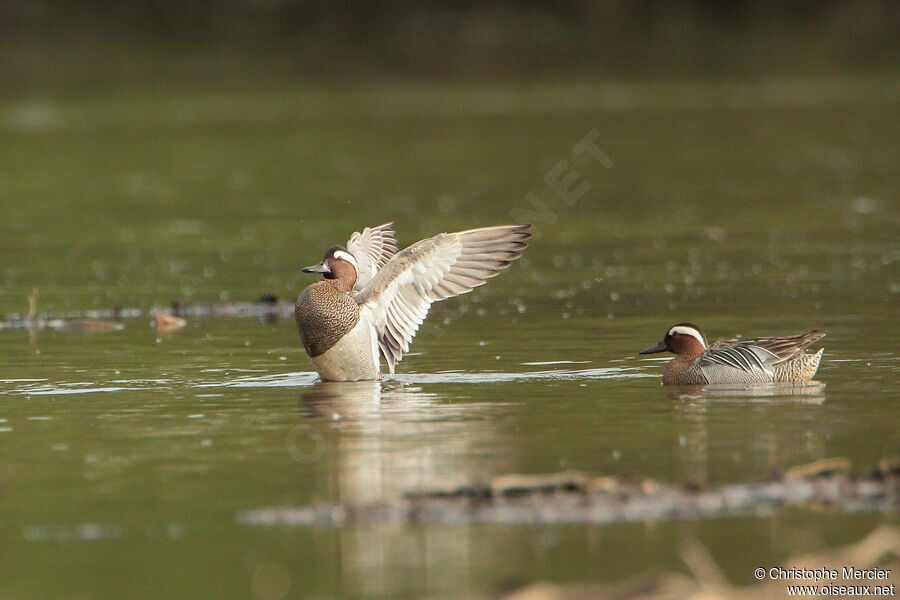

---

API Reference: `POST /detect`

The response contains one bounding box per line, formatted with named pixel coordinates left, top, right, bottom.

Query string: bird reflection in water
left=298, top=379, right=507, bottom=502
left=296, top=379, right=507, bottom=595
left=669, top=381, right=827, bottom=487
left=667, top=381, right=826, bottom=404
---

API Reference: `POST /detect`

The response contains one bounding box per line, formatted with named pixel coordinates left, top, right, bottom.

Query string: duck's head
left=302, top=246, right=358, bottom=291
left=640, top=323, right=708, bottom=356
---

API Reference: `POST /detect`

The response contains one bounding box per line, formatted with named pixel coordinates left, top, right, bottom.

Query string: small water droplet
left=167, top=522, right=185, bottom=539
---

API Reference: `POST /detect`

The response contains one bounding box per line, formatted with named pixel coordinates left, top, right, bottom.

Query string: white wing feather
left=355, top=225, right=531, bottom=374
left=347, top=222, right=398, bottom=290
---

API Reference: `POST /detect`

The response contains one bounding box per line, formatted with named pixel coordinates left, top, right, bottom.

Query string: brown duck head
left=302, top=246, right=359, bottom=292
left=640, top=323, right=708, bottom=359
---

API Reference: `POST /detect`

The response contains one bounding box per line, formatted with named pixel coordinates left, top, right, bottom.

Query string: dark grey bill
left=639, top=340, right=667, bottom=355
left=302, top=262, right=330, bottom=274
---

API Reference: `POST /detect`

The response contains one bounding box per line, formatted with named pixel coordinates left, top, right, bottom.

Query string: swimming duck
left=296, top=222, right=531, bottom=381
left=640, top=323, right=825, bottom=385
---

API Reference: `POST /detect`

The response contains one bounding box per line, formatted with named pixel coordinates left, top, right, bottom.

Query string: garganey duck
left=296, top=222, right=531, bottom=381
left=640, top=323, right=825, bottom=385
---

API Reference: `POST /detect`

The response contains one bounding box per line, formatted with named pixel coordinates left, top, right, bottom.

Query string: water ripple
left=0, top=365, right=654, bottom=396
left=192, top=366, right=652, bottom=389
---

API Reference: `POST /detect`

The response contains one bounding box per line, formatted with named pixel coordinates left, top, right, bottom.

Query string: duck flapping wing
left=354, top=225, right=531, bottom=374
left=347, top=222, right=399, bottom=290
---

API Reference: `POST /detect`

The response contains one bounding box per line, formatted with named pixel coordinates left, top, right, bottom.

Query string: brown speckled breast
left=295, top=281, right=360, bottom=357
left=663, top=356, right=709, bottom=386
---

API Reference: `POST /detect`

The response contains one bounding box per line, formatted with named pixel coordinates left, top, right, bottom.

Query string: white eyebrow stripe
left=332, top=250, right=359, bottom=270
left=668, top=325, right=707, bottom=348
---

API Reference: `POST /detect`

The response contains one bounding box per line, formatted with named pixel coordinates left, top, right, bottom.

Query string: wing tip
left=802, top=330, right=826, bottom=346
left=510, top=223, right=533, bottom=239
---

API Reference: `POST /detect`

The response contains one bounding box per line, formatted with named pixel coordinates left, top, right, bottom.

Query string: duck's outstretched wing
left=355, top=224, right=532, bottom=374
left=700, top=330, right=825, bottom=381
left=347, top=222, right=399, bottom=290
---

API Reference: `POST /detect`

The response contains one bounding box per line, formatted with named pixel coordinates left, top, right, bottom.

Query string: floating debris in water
left=237, top=458, right=898, bottom=527
left=0, top=288, right=121, bottom=333
left=155, top=312, right=187, bottom=331
left=49, top=319, right=124, bottom=334
left=785, top=457, right=852, bottom=480
left=1, top=295, right=295, bottom=330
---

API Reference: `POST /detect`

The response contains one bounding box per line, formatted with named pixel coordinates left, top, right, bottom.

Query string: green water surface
left=0, top=77, right=898, bottom=599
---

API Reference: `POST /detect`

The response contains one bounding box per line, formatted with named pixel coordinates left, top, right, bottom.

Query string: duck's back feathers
left=728, top=330, right=826, bottom=365
left=699, top=344, right=780, bottom=382
left=699, top=330, right=826, bottom=384
left=355, top=224, right=531, bottom=374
